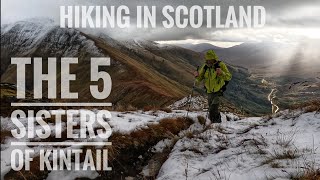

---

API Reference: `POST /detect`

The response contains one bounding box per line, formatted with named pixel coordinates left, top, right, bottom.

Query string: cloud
left=1, top=0, right=320, bottom=43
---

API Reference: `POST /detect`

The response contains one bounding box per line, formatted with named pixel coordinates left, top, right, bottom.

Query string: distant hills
left=178, top=41, right=320, bottom=109
left=178, top=41, right=320, bottom=79
left=175, top=43, right=223, bottom=52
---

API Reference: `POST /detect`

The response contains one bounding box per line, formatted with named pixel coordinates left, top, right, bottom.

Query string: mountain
left=180, top=41, right=320, bottom=79
left=1, top=19, right=195, bottom=108
left=1, top=18, right=271, bottom=115
left=210, top=41, right=320, bottom=79
left=175, top=43, right=223, bottom=52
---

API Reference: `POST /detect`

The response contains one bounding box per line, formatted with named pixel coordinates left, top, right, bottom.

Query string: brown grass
left=180, top=147, right=204, bottom=155
left=113, top=104, right=138, bottom=112
left=270, top=162, right=282, bottom=168
left=238, top=137, right=267, bottom=147
left=197, top=116, right=206, bottom=126
left=0, top=130, right=12, bottom=144
left=142, top=105, right=173, bottom=113
left=160, top=107, right=172, bottom=113
left=184, top=130, right=195, bottom=139
left=292, top=169, right=320, bottom=180
left=273, top=149, right=300, bottom=160
left=87, top=116, right=194, bottom=179
left=292, top=158, right=320, bottom=180
left=143, top=105, right=155, bottom=111
left=3, top=116, right=193, bottom=179
left=4, top=156, right=49, bottom=180
left=290, top=99, right=320, bottom=113
left=262, top=148, right=301, bottom=166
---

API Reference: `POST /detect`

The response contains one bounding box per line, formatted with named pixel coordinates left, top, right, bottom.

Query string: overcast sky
left=1, top=0, right=320, bottom=47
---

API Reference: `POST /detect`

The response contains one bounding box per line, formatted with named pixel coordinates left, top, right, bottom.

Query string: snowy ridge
left=1, top=108, right=318, bottom=179
left=169, top=96, right=207, bottom=110
left=1, top=18, right=104, bottom=57
left=157, top=110, right=320, bottom=180
left=1, top=18, right=55, bottom=35
left=1, top=18, right=56, bottom=54
left=0, top=109, right=199, bottom=179
left=117, top=38, right=162, bottom=51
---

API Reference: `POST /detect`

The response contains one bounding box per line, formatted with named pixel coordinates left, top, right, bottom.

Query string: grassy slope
left=1, top=24, right=270, bottom=114
left=84, top=34, right=190, bottom=106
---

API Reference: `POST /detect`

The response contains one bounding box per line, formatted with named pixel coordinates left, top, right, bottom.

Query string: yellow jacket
left=196, top=61, right=232, bottom=93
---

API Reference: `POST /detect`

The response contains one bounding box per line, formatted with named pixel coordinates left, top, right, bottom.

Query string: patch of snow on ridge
left=157, top=110, right=320, bottom=180
left=1, top=18, right=54, bottom=34
left=1, top=18, right=104, bottom=57
left=169, top=96, right=207, bottom=111
left=1, top=18, right=55, bottom=49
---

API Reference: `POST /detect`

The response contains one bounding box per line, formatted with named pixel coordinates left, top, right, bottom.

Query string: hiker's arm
left=219, top=63, right=232, bottom=81
left=195, top=65, right=206, bottom=83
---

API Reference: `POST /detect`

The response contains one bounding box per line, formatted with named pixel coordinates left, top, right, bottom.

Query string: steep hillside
left=1, top=19, right=192, bottom=108
left=92, top=37, right=271, bottom=115
left=1, top=19, right=271, bottom=114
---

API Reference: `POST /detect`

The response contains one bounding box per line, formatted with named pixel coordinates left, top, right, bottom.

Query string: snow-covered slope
left=169, top=96, right=207, bottom=111
left=157, top=110, right=320, bottom=180
left=1, top=108, right=319, bottom=179
left=1, top=18, right=103, bottom=74
left=1, top=18, right=103, bottom=57
left=0, top=109, right=200, bottom=179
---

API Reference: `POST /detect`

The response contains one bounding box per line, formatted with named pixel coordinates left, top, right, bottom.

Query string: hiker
left=193, top=50, right=232, bottom=123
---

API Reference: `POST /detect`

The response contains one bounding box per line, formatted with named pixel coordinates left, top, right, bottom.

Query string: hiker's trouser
left=208, top=91, right=223, bottom=123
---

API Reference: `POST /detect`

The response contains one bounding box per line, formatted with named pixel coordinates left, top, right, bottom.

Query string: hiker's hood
left=205, top=50, right=219, bottom=61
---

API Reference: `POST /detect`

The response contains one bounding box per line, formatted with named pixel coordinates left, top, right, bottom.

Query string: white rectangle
left=11, top=103, right=112, bottom=107
left=11, top=142, right=112, bottom=146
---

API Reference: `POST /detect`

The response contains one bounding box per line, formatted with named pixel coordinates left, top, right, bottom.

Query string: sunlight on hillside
left=156, top=39, right=243, bottom=48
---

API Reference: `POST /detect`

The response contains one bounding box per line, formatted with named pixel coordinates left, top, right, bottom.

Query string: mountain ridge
left=1, top=18, right=271, bottom=115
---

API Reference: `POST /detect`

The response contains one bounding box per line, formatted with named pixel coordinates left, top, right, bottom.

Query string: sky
left=1, top=0, right=320, bottom=47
